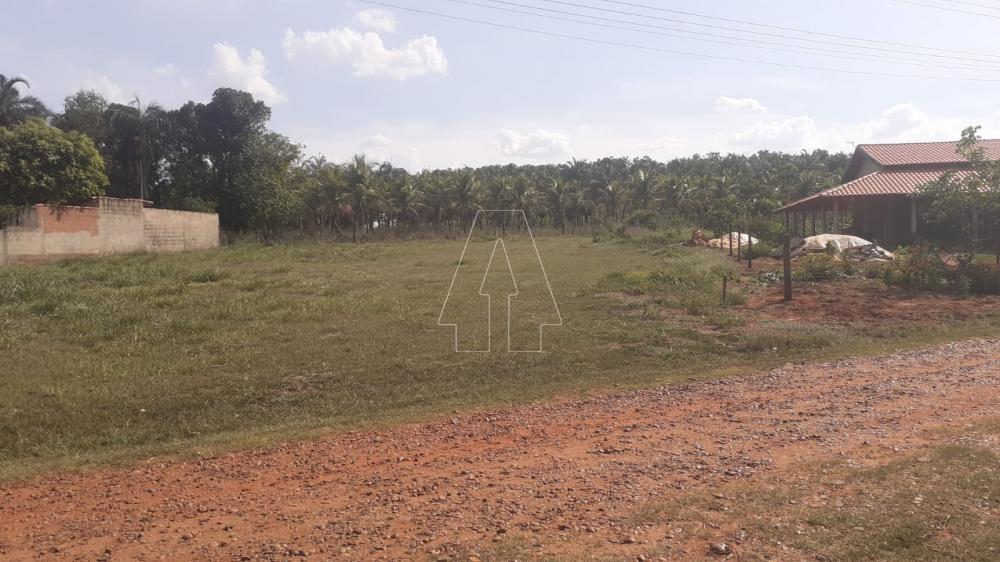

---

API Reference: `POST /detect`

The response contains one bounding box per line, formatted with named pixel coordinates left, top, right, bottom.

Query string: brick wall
left=142, top=208, right=220, bottom=252
left=1, top=198, right=219, bottom=265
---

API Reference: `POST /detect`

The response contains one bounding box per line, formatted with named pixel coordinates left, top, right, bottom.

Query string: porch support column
left=833, top=200, right=841, bottom=234
left=909, top=197, right=918, bottom=238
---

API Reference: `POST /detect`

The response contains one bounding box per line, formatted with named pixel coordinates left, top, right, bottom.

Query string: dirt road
left=2, top=339, right=1000, bottom=561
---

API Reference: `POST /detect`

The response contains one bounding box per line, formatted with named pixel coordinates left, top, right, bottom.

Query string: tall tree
left=921, top=126, right=1000, bottom=262
left=0, top=75, right=50, bottom=127
left=342, top=155, right=381, bottom=242
left=108, top=96, right=167, bottom=200
left=52, top=90, right=110, bottom=149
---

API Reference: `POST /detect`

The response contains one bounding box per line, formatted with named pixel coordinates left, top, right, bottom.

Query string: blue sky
left=4, top=0, right=1000, bottom=170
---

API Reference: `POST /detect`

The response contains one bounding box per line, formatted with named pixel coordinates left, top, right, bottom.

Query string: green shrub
left=625, top=209, right=661, bottom=229
left=794, top=254, right=853, bottom=281
left=746, top=241, right=774, bottom=260
left=966, top=260, right=1000, bottom=295
left=881, top=244, right=948, bottom=292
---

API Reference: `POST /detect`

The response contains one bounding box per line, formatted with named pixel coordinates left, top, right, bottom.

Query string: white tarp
left=707, top=232, right=759, bottom=249
left=800, top=234, right=872, bottom=253
left=794, top=234, right=895, bottom=260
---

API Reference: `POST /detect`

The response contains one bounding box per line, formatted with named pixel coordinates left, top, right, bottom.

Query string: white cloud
left=153, top=63, right=176, bottom=76
left=495, top=128, right=572, bottom=159
left=282, top=27, right=447, bottom=80
left=725, top=115, right=844, bottom=151
left=361, top=133, right=392, bottom=147
left=81, top=75, right=128, bottom=103
left=394, top=146, right=423, bottom=172
left=722, top=103, right=973, bottom=153
left=714, top=96, right=767, bottom=112
left=209, top=43, right=286, bottom=105
left=354, top=9, right=396, bottom=33
left=859, top=103, right=962, bottom=142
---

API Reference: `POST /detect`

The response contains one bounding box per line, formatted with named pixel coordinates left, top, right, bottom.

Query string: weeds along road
left=2, top=339, right=1000, bottom=561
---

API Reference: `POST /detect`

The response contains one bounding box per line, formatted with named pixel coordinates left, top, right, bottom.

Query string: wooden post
left=909, top=197, right=918, bottom=239
left=736, top=225, right=742, bottom=260
left=833, top=200, right=841, bottom=234
left=728, top=221, right=733, bottom=256
left=782, top=234, right=793, bottom=302
left=747, top=233, right=753, bottom=269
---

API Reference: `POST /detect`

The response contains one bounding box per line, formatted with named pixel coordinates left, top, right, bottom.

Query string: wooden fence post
left=783, top=234, right=793, bottom=302
left=747, top=234, right=753, bottom=269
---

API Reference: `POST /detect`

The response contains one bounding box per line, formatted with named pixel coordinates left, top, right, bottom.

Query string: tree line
left=1, top=74, right=851, bottom=238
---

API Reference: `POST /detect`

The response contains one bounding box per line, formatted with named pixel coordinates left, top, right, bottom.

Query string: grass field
left=2, top=234, right=1000, bottom=479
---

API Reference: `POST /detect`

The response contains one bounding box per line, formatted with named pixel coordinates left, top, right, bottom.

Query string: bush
left=966, top=260, right=1000, bottom=295
left=746, top=241, right=774, bottom=260
left=794, top=253, right=854, bottom=281
left=881, top=244, right=948, bottom=292
left=624, top=209, right=662, bottom=229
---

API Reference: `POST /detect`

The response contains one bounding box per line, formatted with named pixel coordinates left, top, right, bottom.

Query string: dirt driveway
left=2, top=340, right=999, bottom=561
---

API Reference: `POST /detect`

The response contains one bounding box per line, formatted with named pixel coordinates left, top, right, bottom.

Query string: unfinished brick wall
left=1, top=198, right=219, bottom=265
left=142, top=208, right=220, bottom=253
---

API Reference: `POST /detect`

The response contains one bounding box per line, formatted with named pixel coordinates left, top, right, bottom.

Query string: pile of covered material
left=799, top=234, right=872, bottom=253
left=848, top=244, right=895, bottom=261
left=772, top=234, right=894, bottom=260
left=706, top=232, right=758, bottom=250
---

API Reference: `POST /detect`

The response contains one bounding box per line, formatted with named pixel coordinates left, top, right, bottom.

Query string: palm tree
left=627, top=169, right=661, bottom=211
left=342, top=155, right=382, bottom=242
left=302, top=161, right=347, bottom=234
left=541, top=177, right=570, bottom=234
left=108, top=96, right=166, bottom=200
left=451, top=171, right=481, bottom=232
left=0, top=75, right=51, bottom=127
left=506, top=174, right=537, bottom=232
left=386, top=179, right=425, bottom=233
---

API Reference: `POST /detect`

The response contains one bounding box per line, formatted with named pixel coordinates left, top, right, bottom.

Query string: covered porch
left=778, top=195, right=925, bottom=248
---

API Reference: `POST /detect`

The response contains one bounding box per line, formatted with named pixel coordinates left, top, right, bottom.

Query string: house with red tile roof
left=777, top=139, right=1000, bottom=245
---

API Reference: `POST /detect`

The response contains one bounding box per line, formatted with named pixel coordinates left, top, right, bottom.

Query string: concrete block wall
left=98, top=198, right=145, bottom=254
left=1, top=198, right=219, bottom=265
left=142, top=208, right=220, bottom=252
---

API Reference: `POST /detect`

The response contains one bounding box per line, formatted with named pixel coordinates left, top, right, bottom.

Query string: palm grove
left=0, top=74, right=852, bottom=238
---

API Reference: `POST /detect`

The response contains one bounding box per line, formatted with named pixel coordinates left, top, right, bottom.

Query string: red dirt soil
left=2, top=340, right=1000, bottom=561
left=745, top=281, right=1000, bottom=325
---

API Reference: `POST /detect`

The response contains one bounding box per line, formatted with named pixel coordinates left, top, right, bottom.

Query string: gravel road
left=2, top=339, right=999, bottom=561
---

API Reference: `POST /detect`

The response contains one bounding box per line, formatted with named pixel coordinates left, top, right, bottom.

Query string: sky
left=4, top=0, right=1000, bottom=171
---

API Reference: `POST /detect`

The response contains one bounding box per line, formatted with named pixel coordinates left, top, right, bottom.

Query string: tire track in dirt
left=1, top=339, right=999, bottom=561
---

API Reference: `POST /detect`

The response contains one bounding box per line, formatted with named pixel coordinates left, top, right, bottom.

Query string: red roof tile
left=858, top=139, right=1000, bottom=167
left=776, top=169, right=967, bottom=212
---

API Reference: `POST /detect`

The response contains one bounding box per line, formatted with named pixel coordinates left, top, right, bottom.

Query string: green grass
left=2, top=236, right=1000, bottom=480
